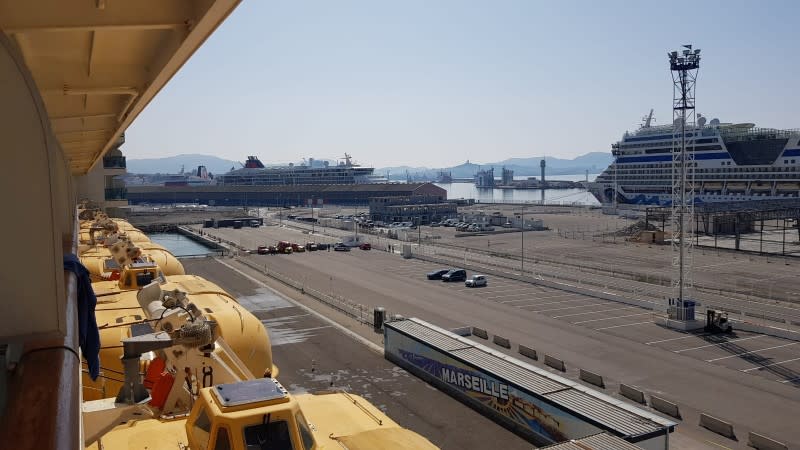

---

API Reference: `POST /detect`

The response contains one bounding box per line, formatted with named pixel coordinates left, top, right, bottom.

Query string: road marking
left=779, top=376, right=800, bottom=384
left=646, top=333, right=709, bottom=345
left=484, top=288, right=541, bottom=297
left=673, top=335, right=765, bottom=353
left=741, top=356, right=800, bottom=372
left=528, top=302, right=613, bottom=313
left=706, top=342, right=798, bottom=362
left=215, top=258, right=384, bottom=354
left=571, top=312, right=651, bottom=324
left=553, top=306, right=639, bottom=319
left=506, top=295, right=586, bottom=306
left=595, top=321, right=652, bottom=331
left=485, top=291, right=541, bottom=299
left=703, top=439, right=734, bottom=450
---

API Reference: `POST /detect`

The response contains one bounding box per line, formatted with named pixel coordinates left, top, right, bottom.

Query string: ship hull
left=588, top=181, right=800, bottom=206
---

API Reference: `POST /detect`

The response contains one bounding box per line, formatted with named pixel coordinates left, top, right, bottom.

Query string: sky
left=125, top=0, right=800, bottom=168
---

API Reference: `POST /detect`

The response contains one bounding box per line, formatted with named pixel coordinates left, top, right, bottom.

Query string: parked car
left=306, top=242, right=318, bottom=251
left=465, top=274, right=487, bottom=288
left=333, top=243, right=350, bottom=252
left=430, top=222, right=440, bottom=227
left=426, top=269, right=450, bottom=280
left=291, top=243, right=305, bottom=253
left=257, top=245, right=268, bottom=255
left=316, top=243, right=330, bottom=251
left=359, top=243, right=372, bottom=250
left=441, top=269, right=467, bottom=282
left=502, top=222, right=513, bottom=228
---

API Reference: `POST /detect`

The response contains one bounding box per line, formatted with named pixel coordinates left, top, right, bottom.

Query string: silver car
left=465, top=274, right=487, bottom=287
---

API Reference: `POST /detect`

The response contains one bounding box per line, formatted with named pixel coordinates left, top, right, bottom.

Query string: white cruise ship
left=589, top=113, right=800, bottom=205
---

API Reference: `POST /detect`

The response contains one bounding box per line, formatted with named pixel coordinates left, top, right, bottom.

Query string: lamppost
left=520, top=204, right=526, bottom=275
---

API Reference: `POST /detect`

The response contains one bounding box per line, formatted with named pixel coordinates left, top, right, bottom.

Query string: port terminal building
left=368, top=195, right=458, bottom=224
left=127, top=182, right=446, bottom=207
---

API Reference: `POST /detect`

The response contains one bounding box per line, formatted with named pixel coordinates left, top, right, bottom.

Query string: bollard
left=748, top=431, right=788, bottom=450
left=471, top=327, right=488, bottom=339
left=518, top=345, right=538, bottom=361
left=450, top=326, right=472, bottom=337
left=619, top=384, right=646, bottom=404
left=579, top=369, right=605, bottom=388
left=373, top=307, right=386, bottom=333
left=650, top=395, right=681, bottom=419
left=544, top=354, right=565, bottom=372
left=699, top=413, right=736, bottom=440
left=493, top=335, right=511, bottom=349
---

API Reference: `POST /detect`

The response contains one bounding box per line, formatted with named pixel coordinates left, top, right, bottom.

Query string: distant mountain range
left=377, top=152, right=612, bottom=180
left=126, top=152, right=612, bottom=179
left=126, top=154, right=240, bottom=175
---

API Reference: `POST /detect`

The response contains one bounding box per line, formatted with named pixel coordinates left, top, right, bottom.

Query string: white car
left=465, top=275, right=487, bottom=287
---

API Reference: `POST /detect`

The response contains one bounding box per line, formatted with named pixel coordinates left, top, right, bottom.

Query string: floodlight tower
left=668, top=45, right=700, bottom=311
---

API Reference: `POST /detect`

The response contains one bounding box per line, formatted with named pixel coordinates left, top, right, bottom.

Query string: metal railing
left=102, top=155, right=126, bottom=169
left=104, top=187, right=127, bottom=200
left=236, top=256, right=378, bottom=326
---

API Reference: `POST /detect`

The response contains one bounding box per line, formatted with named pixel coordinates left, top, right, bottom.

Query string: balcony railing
left=102, top=155, right=126, bottom=169
left=104, top=187, right=127, bottom=200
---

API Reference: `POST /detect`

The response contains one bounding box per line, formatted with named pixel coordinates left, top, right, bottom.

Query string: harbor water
left=435, top=173, right=600, bottom=205
left=149, top=232, right=218, bottom=257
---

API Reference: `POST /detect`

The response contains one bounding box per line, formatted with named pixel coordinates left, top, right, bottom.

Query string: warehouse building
left=369, top=195, right=458, bottom=224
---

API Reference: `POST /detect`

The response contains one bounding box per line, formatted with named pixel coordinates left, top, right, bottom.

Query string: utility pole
left=668, top=44, right=700, bottom=317
left=521, top=205, right=525, bottom=274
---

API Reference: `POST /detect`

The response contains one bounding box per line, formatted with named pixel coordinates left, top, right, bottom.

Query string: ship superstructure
left=218, top=153, right=376, bottom=186
left=589, top=113, right=800, bottom=205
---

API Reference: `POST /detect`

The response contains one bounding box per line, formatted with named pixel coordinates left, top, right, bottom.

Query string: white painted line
left=484, top=289, right=541, bottom=298
left=646, top=333, right=709, bottom=345
left=673, top=335, right=765, bottom=353
left=706, top=342, right=798, bottom=362
left=779, top=376, right=800, bottom=384
left=741, top=356, right=800, bottom=372
left=553, top=306, right=640, bottom=319
left=595, top=321, right=652, bottom=331
left=485, top=291, right=540, bottom=299
left=518, top=291, right=582, bottom=301
left=505, top=295, right=587, bottom=306
left=528, top=302, right=613, bottom=313
left=215, top=258, right=384, bottom=354
left=572, top=312, right=651, bottom=325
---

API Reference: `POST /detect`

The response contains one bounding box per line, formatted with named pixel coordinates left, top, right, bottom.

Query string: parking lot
left=193, top=224, right=800, bottom=388
left=387, top=258, right=800, bottom=385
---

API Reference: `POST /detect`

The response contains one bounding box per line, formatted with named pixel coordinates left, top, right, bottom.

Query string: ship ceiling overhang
left=0, top=0, right=241, bottom=175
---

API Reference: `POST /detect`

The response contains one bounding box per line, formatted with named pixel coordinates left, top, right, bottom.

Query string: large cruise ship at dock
left=218, top=153, right=377, bottom=185
left=589, top=112, right=800, bottom=205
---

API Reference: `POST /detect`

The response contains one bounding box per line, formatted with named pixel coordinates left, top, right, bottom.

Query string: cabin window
left=296, top=412, right=315, bottom=450
left=244, top=420, right=293, bottom=450
left=191, top=408, right=212, bottom=449
left=213, top=427, right=232, bottom=450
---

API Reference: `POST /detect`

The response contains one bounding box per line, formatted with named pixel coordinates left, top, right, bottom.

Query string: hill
left=126, top=154, right=240, bottom=175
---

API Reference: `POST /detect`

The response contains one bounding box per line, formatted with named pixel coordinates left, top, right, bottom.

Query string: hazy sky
left=125, top=1, right=799, bottom=168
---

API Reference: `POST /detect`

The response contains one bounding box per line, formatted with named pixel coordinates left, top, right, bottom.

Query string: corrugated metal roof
left=541, top=442, right=583, bottom=450
left=450, top=347, right=567, bottom=395
left=385, top=318, right=668, bottom=439
left=388, top=319, right=471, bottom=351
left=545, top=390, right=661, bottom=437
left=542, top=433, right=643, bottom=450
left=578, top=433, right=644, bottom=449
